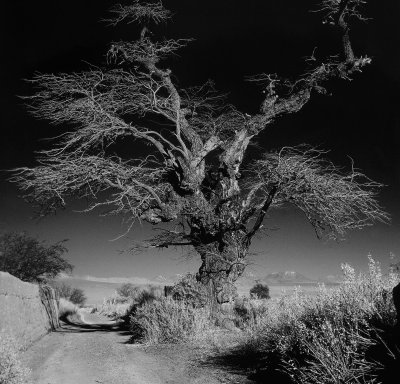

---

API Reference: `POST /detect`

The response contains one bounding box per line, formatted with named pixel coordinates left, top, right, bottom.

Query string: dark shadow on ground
left=57, top=317, right=129, bottom=337
left=58, top=318, right=151, bottom=346
left=201, top=323, right=400, bottom=384
left=365, top=323, right=400, bottom=384
left=200, top=347, right=292, bottom=384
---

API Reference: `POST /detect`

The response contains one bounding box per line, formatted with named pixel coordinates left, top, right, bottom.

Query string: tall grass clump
left=227, top=256, right=400, bottom=383
left=130, top=296, right=212, bottom=344
left=58, top=297, right=80, bottom=322
left=93, top=284, right=163, bottom=319
left=0, top=332, right=31, bottom=384
left=92, top=293, right=133, bottom=319
left=169, top=273, right=210, bottom=308
left=230, top=297, right=270, bottom=328
left=128, top=275, right=214, bottom=344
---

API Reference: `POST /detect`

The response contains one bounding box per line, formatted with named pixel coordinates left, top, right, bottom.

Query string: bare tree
left=12, top=0, right=388, bottom=303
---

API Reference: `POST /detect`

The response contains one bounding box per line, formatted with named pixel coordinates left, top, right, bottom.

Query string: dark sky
left=1, top=0, right=399, bottom=282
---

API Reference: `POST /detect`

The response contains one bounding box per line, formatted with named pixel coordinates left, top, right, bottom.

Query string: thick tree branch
left=10, top=155, right=172, bottom=222
left=248, top=146, right=389, bottom=239
left=246, top=185, right=278, bottom=243
left=247, top=0, right=370, bottom=133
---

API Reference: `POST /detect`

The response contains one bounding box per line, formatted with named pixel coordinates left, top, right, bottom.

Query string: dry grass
left=130, top=296, right=213, bottom=344
left=95, top=280, right=218, bottom=344
left=92, top=285, right=163, bottom=319
left=58, top=298, right=81, bottom=322
left=91, top=294, right=133, bottom=319
left=215, top=256, right=400, bottom=383
left=123, top=256, right=399, bottom=383
left=0, top=332, right=31, bottom=384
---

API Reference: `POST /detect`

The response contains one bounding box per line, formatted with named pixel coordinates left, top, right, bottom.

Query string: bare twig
left=105, top=1, right=172, bottom=26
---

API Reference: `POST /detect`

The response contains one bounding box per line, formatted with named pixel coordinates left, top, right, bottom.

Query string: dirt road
left=22, top=310, right=249, bottom=384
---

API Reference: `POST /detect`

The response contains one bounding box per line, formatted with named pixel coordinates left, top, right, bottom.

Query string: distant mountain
left=261, top=271, right=316, bottom=285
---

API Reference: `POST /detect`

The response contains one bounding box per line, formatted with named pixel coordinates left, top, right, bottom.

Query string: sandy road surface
left=22, top=310, right=249, bottom=384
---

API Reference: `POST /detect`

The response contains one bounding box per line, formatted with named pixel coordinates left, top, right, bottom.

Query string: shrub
left=51, top=282, right=73, bottom=298
left=93, top=295, right=132, bottom=318
left=0, top=332, right=31, bottom=384
left=221, top=297, right=270, bottom=329
left=69, top=288, right=86, bottom=306
left=233, top=298, right=251, bottom=325
left=49, top=282, right=87, bottom=306
left=135, top=285, right=160, bottom=307
left=116, top=283, right=140, bottom=299
left=249, top=283, right=270, bottom=299
left=130, top=296, right=212, bottom=344
left=0, top=231, right=72, bottom=283
left=229, top=256, right=400, bottom=384
left=96, top=285, right=162, bottom=319
left=170, top=274, right=209, bottom=308
left=58, top=298, right=80, bottom=321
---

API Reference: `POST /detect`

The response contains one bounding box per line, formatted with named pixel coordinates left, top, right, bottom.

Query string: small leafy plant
left=250, top=283, right=270, bottom=299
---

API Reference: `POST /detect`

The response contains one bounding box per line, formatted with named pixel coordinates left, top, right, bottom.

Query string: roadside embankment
left=0, top=271, right=59, bottom=350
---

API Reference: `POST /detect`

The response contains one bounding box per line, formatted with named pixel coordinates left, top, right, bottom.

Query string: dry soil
left=21, top=309, right=251, bottom=384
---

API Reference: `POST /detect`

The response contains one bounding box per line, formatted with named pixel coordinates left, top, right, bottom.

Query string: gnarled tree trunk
left=195, top=232, right=249, bottom=303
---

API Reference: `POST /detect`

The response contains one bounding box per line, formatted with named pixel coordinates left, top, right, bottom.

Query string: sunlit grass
left=0, top=332, right=31, bottom=384
left=222, top=256, right=400, bottom=383
left=130, top=296, right=213, bottom=344
left=91, top=294, right=133, bottom=319
left=91, top=285, right=163, bottom=319
left=120, top=256, right=399, bottom=383
left=58, top=298, right=81, bottom=322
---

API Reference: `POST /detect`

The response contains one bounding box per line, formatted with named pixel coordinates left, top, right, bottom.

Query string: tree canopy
left=0, top=232, right=72, bottom=283
left=117, top=283, right=140, bottom=298
left=11, top=0, right=388, bottom=302
left=250, top=283, right=270, bottom=300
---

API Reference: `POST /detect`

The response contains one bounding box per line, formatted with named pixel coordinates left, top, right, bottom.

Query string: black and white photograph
left=1, top=1, right=399, bottom=383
